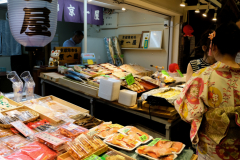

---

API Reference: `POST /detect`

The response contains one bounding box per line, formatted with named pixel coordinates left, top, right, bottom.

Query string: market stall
left=0, top=93, right=198, bottom=160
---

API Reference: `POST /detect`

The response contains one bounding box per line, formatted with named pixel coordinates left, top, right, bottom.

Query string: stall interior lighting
left=203, top=3, right=209, bottom=17
left=212, top=7, right=218, bottom=21
left=122, top=7, right=126, bottom=11
left=0, top=0, right=7, bottom=4
left=180, top=0, right=186, bottom=7
left=195, top=2, right=200, bottom=13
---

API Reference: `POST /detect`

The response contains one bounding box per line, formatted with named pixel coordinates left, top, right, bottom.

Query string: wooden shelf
left=121, top=48, right=162, bottom=51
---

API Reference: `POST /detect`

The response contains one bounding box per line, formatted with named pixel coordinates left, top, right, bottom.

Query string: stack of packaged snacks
left=66, top=134, right=107, bottom=160
left=59, top=122, right=88, bottom=139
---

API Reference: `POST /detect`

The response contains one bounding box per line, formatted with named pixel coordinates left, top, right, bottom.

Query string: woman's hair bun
left=213, top=22, right=240, bottom=56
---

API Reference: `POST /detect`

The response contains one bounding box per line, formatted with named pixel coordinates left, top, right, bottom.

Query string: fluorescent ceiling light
left=0, top=0, right=7, bottom=4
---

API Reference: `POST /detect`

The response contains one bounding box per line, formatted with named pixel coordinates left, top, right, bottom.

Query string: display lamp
left=122, top=7, right=126, bottom=11
left=180, top=0, right=186, bottom=7
left=7, top=0, right=58, bottom=47
left=202, top=2, right=209, bottom=17
left=195, top=2, right=200, bottom=13
left=212, top=7, right=217, bottom=21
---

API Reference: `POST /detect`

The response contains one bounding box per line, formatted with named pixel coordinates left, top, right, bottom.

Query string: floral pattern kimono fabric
left=175, top=61, right=240, bottom=160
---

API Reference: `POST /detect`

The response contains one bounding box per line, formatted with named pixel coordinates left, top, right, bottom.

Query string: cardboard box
left=21, top=95, right=89, bottom=124
left=58, top=77, right=99, bottom=98
left=55, top=47, right=81, bottom=65
left=118, top=34, right=141, bottom=48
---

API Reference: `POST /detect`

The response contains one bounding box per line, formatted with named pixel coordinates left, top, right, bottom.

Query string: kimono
left=175, top=61, right=240, bottom=160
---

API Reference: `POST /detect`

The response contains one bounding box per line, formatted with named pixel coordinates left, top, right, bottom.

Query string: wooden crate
left=58, top=77, right=99, bottom=98
left=40, top=72, right=64, bottom=82
left=21, top=95, right=89, bottom=124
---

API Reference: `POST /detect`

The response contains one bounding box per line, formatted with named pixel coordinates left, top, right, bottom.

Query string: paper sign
left=109, top=124, right=123, bottom=128
left=11, top=121, right=34, bottom=137
left=123, top=128, right=130, bottom=134
left=87, top=59, right=94, bottom=65
left=148, top=138, right=161, bottom=146
left=161, top=70, right=170, bottom=77
left=140, top=135, right=148, bottom=142
left=84, top=154, right=102, bottom=160
left=176, top=70, right=184, bottom=77
left=117, top=134, right=124, bottom=141
left=36, top=132, right=66, bottom=146
left=125, top=73, right=135, bottom=85
left=87, top=130, right=98, bottom=137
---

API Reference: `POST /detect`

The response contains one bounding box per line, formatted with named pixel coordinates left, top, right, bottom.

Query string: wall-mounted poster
left=148, top=31, right=163, bottom=49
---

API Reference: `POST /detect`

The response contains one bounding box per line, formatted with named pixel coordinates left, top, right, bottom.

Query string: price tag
left=129, top=140, right=138, bottom=145
left=120, top=77, right=125, bottom=79
left=84, top=154, right=102, bottom=160
left=87, top=59, right=94, bottom=65
left=101, top=75, right=110, bottom=77
left=117, top=134, right=124, bottom=140
left=87, top=130, right=98, bottom=137
left=36, top=132, right=66, bottom=146
left=120, top=54, right=124, bottom=58
left=125, top=73, right=135, bottom=85
left=11, top=121, right=34, bottom=137
left=0, top=96, right=3, bottom=99
left=176, top=69, right=184, bottom=77
left=161, top=70, right=170, bottom=77
left=109, top=124, right=124, bottom=128
left=122, top=128, right=130, bottom=134
left=148, top=138, right=162, bottom=146
left=140, top=135, right=148, bottom=142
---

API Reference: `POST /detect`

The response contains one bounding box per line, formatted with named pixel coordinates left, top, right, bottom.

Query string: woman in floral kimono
left=175, top=22, right=240, bottom=160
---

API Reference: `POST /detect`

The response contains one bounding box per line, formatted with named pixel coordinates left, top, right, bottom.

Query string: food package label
left=148, top=138, right=162, bottom=146
left=82, top=53, right=96, bottom=65
left=11, top=121, right=34, bottom=137
left=36, top=132, right=66, bottom=146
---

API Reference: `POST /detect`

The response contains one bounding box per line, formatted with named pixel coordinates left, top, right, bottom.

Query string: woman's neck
left=203, top=55, right=215, bottom=64
left=215, top=54, right=239, bottom=68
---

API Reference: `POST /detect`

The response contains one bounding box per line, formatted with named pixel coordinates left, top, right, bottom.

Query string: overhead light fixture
left=122, top=7, right=126, bottom=11
left=180, top=0, right=186, bottom=7
left=203, top=2, right=209, bottom=17
left=212, top=7, right=218, bottom=21
left=195, top=1, right=200, bottom=13
left=88, top=0, right=92, bottom=1
left=0, top=0, right=7, bottom=4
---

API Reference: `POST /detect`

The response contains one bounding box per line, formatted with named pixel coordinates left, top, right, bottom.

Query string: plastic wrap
left=66, top=134, right=106, bottom=160
left=104, top=133, right=141, bottom=151
left=0, top=143, right=12, bottom=156
left=59, top=122, right=88, bottom=138
left=95, top=123, right=124, bottom=138
left=2, top=135, right=30, bottom=150
left=20, top=141, right=57, bottom=160
left=101, top=151, right=132, bottom=160
left=0, top=128, right=14, bottom=138
left=5, top=151, right=33, bottom=160
left=35, top=132, right=67, bottom=151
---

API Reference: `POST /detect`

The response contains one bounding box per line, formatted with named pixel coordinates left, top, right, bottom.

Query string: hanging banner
left=57, top=0, right=64, bottom=21
left=64, top=0, right=81, bottom=23
left=91, top=5, right=103, bottom=25
left=79, top=2, right=92, bottom=24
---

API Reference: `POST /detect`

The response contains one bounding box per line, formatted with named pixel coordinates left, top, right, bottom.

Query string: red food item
left=183, top=24, right=194, bottom=37
left=5, top=151, right=33, bottom=160
left=169, top=63, right=179, bottom=73
left=171, top=142, right=183, bottom=152
left=20, top=141, right=57, bottom=160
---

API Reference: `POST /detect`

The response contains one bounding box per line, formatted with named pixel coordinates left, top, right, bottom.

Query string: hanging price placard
left=125, top=73, right=135, bottom=85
